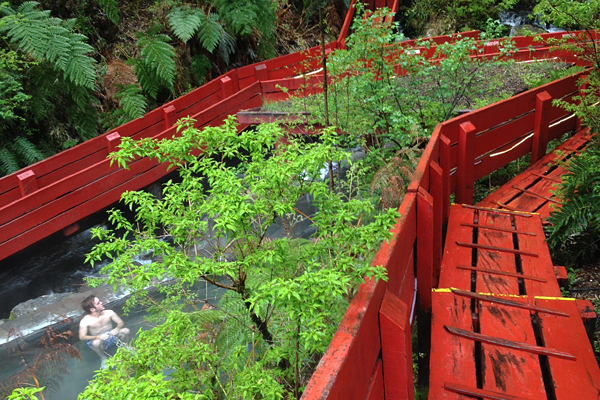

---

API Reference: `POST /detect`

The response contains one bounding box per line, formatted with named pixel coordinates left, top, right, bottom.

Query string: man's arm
left=108, top=311, right=125, bottom=335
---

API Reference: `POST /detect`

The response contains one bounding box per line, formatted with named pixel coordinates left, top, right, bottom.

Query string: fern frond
left=62, top=33, right=96, bottom=89
left=0, top=2, right=96, bottom=89
left=167, top=6, right=203, bottom=43
left=191, top=54, right=211, bottom=82
left=198, top=13, right=223, bottom=53
left=131, top=58, right=160, bottom=99
left=218, top=30, right=236, bottom=65
left=137, top=27, right=176, bottom=90
left=114, top=84, right=147, bottom=121
left=13, top=136, right=44, bottom=165
left=0, top=147, right=20, bottom=175
left=98, top=0, right=119, bottom=24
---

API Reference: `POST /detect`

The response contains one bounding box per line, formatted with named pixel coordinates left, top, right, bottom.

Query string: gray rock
left=11, top=293, right=76, bottom=318
left=510, top=25, right=546, bottom=37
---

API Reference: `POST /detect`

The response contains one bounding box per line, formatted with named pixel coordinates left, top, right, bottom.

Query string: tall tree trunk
left=320, top=8, right=334, bottom=192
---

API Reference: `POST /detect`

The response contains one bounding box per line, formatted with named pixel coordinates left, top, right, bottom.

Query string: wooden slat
left=475, top=210, right=520, bottom=294
left=429, top=291, right=477, bottom=399
left=438, top=205, right=475, bottom=290
left=514, top=214, right=562, bottom=297
left=365, top=359, right=384, bottom=400
left=446, top=326, right=575, bottom=360
left=479, top=299, right=547, bottom=398
left=451, top=289, right=569, bottom=317
left=535, top=298, right=600, bottom=399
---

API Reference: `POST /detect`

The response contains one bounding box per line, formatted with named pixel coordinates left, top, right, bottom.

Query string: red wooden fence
left=0, top=3, right=596, bottom=396
left=301, top=68, right=592, bottom=400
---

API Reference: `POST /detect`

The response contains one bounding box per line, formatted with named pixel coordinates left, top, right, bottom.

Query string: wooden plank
left=0, top=188, right=20, bottom=207
left=475, top=210, right=520, bottom=295
left=532, top=91, right=553, bottom=164
left=365, top=359, right=384, bottom=400
left=0, top=155, right=118, bottom=226
left=302, top=277, right=387, bottom=400
left=168, top=79, right=221, bottom=112
left=479, top=298, right=547, bottom=398
left=438, top=205, right=475, bottom=291
left=417, top=188, right=434, bottom=311
left=456, top=121, right=476, bottom=204
left=0, top=161, right=171, bottom=261
left=35, top=150, right=108, bottom=189
left=473, top=113, right=534, bottom=160
left=380, top=193, right=417, bottom=298
left=0, top=157, right=157, bottom=244
left=429, top=291, right=477, bottom=399
left=535, top=298, right=600, bottom=399
left=380, top=290, right=413, bottom=400
left=513, top=214, right=562, bottom=296
left=408, top=127, right=439, bottom=193
left=430, top=162, right=443, bottom=287
left=441, top=71, right=584, bottom=145
left=476, top=128, right=593, bottom=215
left=176, top=91, right=223, bottom=119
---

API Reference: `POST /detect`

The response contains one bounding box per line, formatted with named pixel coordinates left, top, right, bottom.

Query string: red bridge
left=1, top=1, right=599, bottom=398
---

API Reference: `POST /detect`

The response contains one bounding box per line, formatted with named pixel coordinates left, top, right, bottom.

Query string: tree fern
left=167, top=7, right=203, bottom=44
left=98, top=0, right=119, bottom=25
left=130, top=58, right=160, bottom=99
left=13, top=136, right=44, bottom=165
left=0, top=2, right=97, bottom=90
left=214, top=0, right=276, bottom=39
left=191, top=54, right=211, bottom=82
left=135, top=25, right=176, bottom=93
left=547, top=145, right=600, bottom=265
left=197, top=13, right=223, bottom=53
left=0, top=147, right=19, bottom=175
left=114, top=84, right=147, bottom=122
left=218, top=30, right=236, bottom=64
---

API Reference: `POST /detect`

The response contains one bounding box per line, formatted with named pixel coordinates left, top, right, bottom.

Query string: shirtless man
left=79, top=295, right=130, bottom=368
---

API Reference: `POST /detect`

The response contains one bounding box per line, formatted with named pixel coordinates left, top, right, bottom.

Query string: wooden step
left=439, top=204, right=561, bottom=296
left=477, top=129, right=594, bottom=220
left=429, top=291, right=600, bottom=399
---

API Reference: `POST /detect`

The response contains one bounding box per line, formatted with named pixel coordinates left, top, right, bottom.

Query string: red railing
left=301, top=67, right=591, bottom=399
left=0, top=3, right=596, bottom=395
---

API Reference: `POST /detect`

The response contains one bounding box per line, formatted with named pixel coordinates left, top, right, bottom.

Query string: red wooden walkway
left=0, top=0, right=599, bottom=397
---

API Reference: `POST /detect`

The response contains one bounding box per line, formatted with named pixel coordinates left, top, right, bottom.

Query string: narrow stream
left=0, top=168, right=323, bottom=399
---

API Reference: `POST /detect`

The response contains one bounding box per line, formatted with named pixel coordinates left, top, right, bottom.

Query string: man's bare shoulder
left=79, top=314, right=93, bottom=326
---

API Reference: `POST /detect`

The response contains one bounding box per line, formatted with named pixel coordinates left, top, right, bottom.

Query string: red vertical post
left=255, top=64, right=268, bottom=82
left=531, top=91, right=552, bottom=165
left=106, top=132, right=121, bottom=154
left=456, top=121, right=476, bottom=205
left=221, top=76, right=235, bottom=98
left=417, top=187, right=434, bottom=311
left=440, top=133, right=451, bottom=223
left=417, top=187, right=433, bottom=388
left=484, top=40, right=500, bottom=54
left=430, top=161, right=443, bottom=288
left=163, top=105, right=177, bottom=130
left=17, top=170, right=38, bottom=196
left=379, top=290, right=414, bottom=400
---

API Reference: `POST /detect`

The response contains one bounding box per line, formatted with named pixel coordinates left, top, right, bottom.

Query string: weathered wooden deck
left=477, top=129, right=594, bottom=221
left=429, top=130, right=600, bottom=399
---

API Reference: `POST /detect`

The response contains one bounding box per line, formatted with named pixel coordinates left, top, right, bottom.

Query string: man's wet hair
left=81, top=295, right=97, bottom=314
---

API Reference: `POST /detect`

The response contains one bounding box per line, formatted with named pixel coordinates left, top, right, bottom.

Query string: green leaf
left=167, top=6, right=203, bottom=43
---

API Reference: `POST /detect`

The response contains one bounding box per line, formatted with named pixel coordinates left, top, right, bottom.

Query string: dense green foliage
left=547, top=146, right=600, bottom=265
left=267, top=6, right=515, bottom=207
left=76, top=117, right=398, bottom=399
left=0, top=0, right=279, bottom=176
left=404, top=0, right=517, bottom=36
left=535, top=0, right=600, bottom=266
